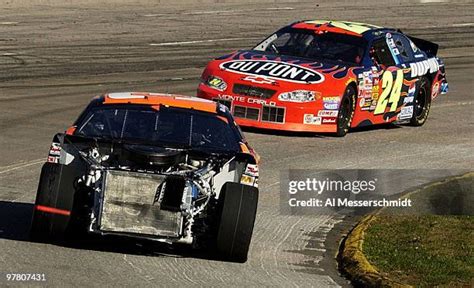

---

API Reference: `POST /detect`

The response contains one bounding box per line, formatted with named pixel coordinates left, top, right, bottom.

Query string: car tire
left=409, top=77, right=431, bottom=126
left=30, top=163, right=72, bottom=242
left=336, top=85, right=356, bottom=137
left=216, top=182, right=259, bottom=263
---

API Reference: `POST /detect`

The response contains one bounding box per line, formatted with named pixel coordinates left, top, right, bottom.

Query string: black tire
left=216, top=183, right=259, bottom=263
left=409, top=77, right=431, bottom=126
left=30, top=163, right=72, bottom=242
left=336, top=85, right=356, bottom=137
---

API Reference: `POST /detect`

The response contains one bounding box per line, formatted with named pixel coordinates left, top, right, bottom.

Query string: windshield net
left=254, top=28, right=367, bottom=64
left=75, top=105, right=240, bottom=152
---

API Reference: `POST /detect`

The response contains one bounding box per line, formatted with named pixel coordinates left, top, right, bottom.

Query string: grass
left=363, top=215, right=474, bottom=287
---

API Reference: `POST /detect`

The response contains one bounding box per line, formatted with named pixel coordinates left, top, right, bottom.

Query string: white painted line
left=420, top=0, right=448, bottom=3
left=451, top=23, right=474, bottom=27
left=144, top=7, right=294, bottom=17
left=0, top=21, right=19, bottom=25
left=1, top=52, right=16, bottom=56
left=149, top=37, right=260, bottom=46
left=265, top=7, right=295, bottom=10
left=184, top=7, right=294, bottom=15
left=422, top=22, right=474, bottom=29
left=143, top=14, right=168, bottom=17
left=0, top=159, right=44, bottom=175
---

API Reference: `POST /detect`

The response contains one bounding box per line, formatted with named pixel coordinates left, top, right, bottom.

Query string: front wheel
left=409, top=77, right=431, bottom=126
left=336, top=85, right=356, bottom=137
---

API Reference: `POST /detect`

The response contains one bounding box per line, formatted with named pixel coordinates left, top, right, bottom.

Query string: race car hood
left=203, top=50, right=363, bottom=95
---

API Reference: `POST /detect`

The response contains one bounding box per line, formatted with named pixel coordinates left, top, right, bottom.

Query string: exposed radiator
left=99, top=170, right=182, bottom=238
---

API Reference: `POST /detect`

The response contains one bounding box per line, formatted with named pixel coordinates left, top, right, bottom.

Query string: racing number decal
left=374, top=70, right=404, bottom=115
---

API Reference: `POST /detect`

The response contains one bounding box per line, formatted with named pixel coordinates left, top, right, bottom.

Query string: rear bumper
left=197, top=84, right=338, bottom=133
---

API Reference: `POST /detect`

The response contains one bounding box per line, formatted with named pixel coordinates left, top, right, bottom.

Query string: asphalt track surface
left=0, top=0, right=473, bottom=287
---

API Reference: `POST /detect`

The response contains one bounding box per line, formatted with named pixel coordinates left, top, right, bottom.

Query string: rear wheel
left=216, top=183, right=259, bottom=263
left=30, top=163, right=73, bottom=242
left=336, top=85, right=356, bottom=137
left=409, top=77, right=431, bottom=126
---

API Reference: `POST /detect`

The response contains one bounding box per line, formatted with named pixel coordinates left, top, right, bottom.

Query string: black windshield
left=75, top=105, right=241, bottom=152
left=254, top=28, right=367, bottom=64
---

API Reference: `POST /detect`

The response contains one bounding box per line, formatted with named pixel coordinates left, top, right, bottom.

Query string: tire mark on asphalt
left=122, top=254, right=154, bottom=283
left=0, top=159, right=43, bottom=175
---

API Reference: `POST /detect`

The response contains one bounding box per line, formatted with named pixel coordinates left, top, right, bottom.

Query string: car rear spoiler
left=407, top=35, right=439, bottom=56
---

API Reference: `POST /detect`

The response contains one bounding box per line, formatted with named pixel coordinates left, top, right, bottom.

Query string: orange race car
left=198, top=20, right=449, bottom=136
left=30, top=92, right=259, bottom=262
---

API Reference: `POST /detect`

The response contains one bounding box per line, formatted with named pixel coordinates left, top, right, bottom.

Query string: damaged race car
left=30, top=92, right=260, bottom=262
left=198, top=20, right=449, bottom=136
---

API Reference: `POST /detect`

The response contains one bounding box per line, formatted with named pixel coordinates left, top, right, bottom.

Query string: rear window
left=75, top=105, right=241, bottom=153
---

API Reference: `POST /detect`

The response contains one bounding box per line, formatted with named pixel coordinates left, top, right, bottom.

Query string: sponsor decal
left=360, top=98, right=373, bottom=111
left=247, top=98, right=276, bottom=106
left=242, top=75, right=276, bottom=85
left=206, top=76, right=227, bottom=91
left=409, top=39, right=420, bottom=53
left=218, top=104, right=228, bottom=113
left=323, top=96, right=340, bottom=104
left=219, top=94, right=245, bottom=102
left=398, top=106, right=413, bottom=120
left=403, top=96, right=414, bottom=104
left=218, top=94, right=276, bottom=106
left=358, top=71, right=375, bottom=100
left=324, top=103, right=339, bottom=110
left=387, top=37, right=400, bottom=55
left=431, top=82, right=440, bottom=99
left=278, top=90, right=316, bottom=103
left=408, top=83, right=416, bottom=97
left=373, top=77, right=380, bottom=86
left=303, top=114, right=322, bottom=125
left=49, top=143, right=61, bottom=156
left=47, top=155, right=59, bottom=164
left=322, top=118, right=337, bottom=124
left=371, top=86, right=379, bottom=101
left=360, top=89, right=372, bottom=98
left=318, top=110, right=338, bottom=117
left=409, top=58, right=439, bottom=78
left=240, top=174, right=257, bottom=187
left=244, top=164, right=259, bottom=177
left=220, top=60, right=325, bottom=84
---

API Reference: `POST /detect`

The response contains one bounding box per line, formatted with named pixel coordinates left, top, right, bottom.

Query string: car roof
left=291, top=20, right=384, bottom=37
left=101, top=92, right=218, bottom=114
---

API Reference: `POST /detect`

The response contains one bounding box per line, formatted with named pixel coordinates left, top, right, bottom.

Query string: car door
left=368, top=32, right=414, bottom=123
left=388, top=32, right=421, bottom=122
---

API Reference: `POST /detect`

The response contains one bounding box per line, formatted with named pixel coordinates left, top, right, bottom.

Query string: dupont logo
left=220, top=60, right=324, bottom=84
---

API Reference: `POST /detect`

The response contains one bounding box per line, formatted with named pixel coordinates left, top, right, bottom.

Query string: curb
left=338, top=214, right=411, bottom=288
left=338, top=172, right=474, bottom=287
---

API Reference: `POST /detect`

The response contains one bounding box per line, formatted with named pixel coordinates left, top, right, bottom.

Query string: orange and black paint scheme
left=31, top=92, right=259, bottom=241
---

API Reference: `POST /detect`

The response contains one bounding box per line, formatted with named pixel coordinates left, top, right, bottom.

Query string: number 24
left=374, top=70, right=404, bottom=115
